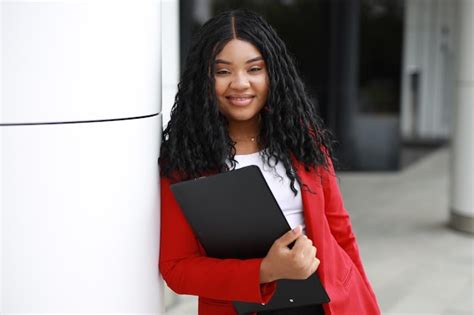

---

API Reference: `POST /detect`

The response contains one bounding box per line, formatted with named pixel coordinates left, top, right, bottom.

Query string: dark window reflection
left=359, top=0, right=404, bottom=114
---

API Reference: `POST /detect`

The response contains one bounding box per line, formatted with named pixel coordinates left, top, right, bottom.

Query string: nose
left=230, top=71, right=250, bottom=90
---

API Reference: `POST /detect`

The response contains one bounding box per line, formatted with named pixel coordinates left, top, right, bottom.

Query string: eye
left=249, top=67, right=262, bottom=73
left=215, top=69, right=230, bottom=75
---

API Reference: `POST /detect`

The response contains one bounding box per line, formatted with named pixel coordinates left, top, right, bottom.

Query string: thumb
left=277, top=225, right=302, bottom=247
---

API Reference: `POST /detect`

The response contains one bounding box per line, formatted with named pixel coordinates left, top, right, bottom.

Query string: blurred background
left=1, top=0, right=472, bottom=314
left=172, top=0, right=451, bottom=171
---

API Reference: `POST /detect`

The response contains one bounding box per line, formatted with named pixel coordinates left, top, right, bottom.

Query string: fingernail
left=293, top=225, right=302, bottom=234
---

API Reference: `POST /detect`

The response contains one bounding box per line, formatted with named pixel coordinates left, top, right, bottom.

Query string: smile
left=226, top=96, right=255, bottom=107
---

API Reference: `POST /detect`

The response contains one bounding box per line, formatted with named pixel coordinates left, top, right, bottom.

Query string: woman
left=159, top=9, right=380, bottom=315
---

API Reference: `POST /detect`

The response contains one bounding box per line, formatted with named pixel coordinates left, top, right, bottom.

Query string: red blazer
left=159, top=159, right=381, bottom=315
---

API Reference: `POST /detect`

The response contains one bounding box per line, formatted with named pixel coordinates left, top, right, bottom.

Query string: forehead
left=215, top=39, right=262, bottom=62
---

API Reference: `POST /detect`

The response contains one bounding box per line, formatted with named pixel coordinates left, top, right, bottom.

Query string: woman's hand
left=259, top=225, right=319, bottom=283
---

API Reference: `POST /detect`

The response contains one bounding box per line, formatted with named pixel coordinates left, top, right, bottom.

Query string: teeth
left=227, top=96, right=253, bottom=106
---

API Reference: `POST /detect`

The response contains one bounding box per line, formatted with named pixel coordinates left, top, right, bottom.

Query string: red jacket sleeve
left=159, top=176, right=276, bottom=303
left=321, top=158, right=378, bottom=301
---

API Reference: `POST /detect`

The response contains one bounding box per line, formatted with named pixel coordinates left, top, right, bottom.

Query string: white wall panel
left=161, top=0, right=179, bottom=127
left=1, top=0, right=164, bottom=312
left=451, top=88, right=474, bottom=217
left=450, top=0, right=474, bottom=233
left=1, top=115, right=162, bottom=313
left=1, top=0, right=161, bottom=124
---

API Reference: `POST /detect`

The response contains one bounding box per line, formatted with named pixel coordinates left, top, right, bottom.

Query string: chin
left=227, top=113, right=258, bottom=122
left=223, top=107, right=263, bottom=121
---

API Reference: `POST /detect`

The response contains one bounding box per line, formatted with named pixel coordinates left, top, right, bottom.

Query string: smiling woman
left=214, top=39, right=269, bottom=154
left=159, top=9, right=380, bottom=315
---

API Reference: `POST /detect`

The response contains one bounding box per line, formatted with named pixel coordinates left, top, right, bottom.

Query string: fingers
left=292, top=235, right=316, bottom=257
left=310, top=257, right=320, bottom=275
left=291, top=235, right=318, bottom=275
left=276, top=225, right=303, bottom=247
left=302, top=242, right=316, bottom=261
left=267, top=227, right=321, bottom=282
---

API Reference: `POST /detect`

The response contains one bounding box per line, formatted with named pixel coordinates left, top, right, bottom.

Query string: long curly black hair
left=159, top=9, right=335, bottom=194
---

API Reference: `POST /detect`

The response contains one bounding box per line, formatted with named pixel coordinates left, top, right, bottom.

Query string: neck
left=227, top=116, right=262, bottom=155
left=227, top=117, right=260, bottom=141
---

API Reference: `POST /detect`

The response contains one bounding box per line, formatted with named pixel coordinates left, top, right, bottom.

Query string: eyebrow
left=215, top=56, right=263, bottom=65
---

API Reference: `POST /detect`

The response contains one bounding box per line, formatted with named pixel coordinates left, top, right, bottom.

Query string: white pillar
left=161, top=0, right=180, bottom=128
left=1, top=1, right=163, bottom=313
left=160, top=0, right=181, bottom=310
left=450, top=0, right=474, bottom=234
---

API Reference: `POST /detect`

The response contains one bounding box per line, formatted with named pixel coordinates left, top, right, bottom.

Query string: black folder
left=170, top=165, right=330, bottom=314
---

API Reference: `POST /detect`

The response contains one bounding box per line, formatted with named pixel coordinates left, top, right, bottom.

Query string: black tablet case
left=170, top=165, right=330, bottom=314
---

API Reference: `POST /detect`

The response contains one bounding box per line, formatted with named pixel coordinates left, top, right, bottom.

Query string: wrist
left=259, top=257, right=276, bottom=283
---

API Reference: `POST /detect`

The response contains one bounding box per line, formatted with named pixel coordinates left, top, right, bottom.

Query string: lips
left=226, top=95, right=255, bottom=107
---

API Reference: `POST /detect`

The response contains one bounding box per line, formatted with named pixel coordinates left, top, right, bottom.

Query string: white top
left=232, top=151, right=306, bottom=234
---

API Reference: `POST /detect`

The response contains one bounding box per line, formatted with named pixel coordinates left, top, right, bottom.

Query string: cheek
left=214, top=80, right=227, bottom=113
left=214, top=79, right=227, bottom=97
left=257, top=73, right=269, bottom=95
left=258, top=78, right=269, bottom=99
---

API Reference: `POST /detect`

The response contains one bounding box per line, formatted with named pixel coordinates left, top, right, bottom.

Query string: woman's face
left=214, top=39, right=269, bottom=126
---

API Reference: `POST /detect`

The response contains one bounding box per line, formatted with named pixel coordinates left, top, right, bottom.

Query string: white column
left=1, top=1, right=163, bottom=313
left=160, top=0, right=181, bottom=311
left=450, top=0, right=474, bottom=234
left=161, top=0, right=180, bottom=128
left=400, top=0, right=457, bottom=141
